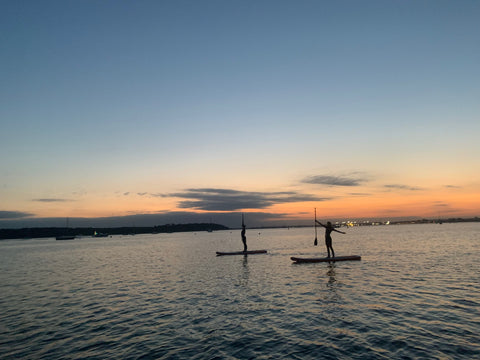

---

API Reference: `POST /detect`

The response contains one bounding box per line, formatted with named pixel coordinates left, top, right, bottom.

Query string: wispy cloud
left=381, top=208, right=403, bottom=214
left=431, top=201, right=460, bottom=215
left=444, top=185, right=461, bottom=189
left=0, top=210, right=34, bottom=219
left=32, top=198, right=74, bottom=202
left=384, top=184, right=423, bottom=191
left=302, top=175, right=366, bottom=187
left=122, top=192, right=165, bottom=198
left=433, top=202, right=450, bottom=207
left=167, top=188, right=329, bottom=211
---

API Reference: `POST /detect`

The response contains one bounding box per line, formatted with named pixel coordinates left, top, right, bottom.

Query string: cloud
left=431, top=201, right=460, bottom=215
left=32, top=198, right=74, bottom=202
left=444, top=185, right=461, bottom=189
left=432, top=201, right=455, bottom=210
left=122, top=192, right=165, bottom=198
left=302, top=175, right=365, bottom=187
left=384, top=184, right=423, bottom=191
left=0, top=211, right=34, bottom=219
left=167, top=188, right=329, bottom=211
left=380, top=208, right=403, bottom=214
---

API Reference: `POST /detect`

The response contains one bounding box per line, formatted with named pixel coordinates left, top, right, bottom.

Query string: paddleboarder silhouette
left=241, top=214, right=247, bottom=252
left=315, top=221, right=345, bottom=258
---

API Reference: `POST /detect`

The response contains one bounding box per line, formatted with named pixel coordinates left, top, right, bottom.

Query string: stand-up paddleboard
left=291, top=255, right=361, bottom=263
left=216, top=250, right=267, bottom=256
left=217, top=214, right=267, bottom=256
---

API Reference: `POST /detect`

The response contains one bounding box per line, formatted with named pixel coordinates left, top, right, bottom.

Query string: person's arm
left=333, top=228, right=346, bottom=234
left=315, top=220, right=326, bottom=228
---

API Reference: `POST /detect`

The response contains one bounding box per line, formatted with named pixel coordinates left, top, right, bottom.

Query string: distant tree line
left=0, top=223, right=229, bottom=240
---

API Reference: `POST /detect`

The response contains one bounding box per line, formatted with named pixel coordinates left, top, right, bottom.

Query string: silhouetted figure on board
left=241, top=215, right=247, bottom=252
left=315, top=221, right=345, bottom=258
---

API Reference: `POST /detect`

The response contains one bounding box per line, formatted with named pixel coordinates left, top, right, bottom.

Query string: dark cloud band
left=168, top=188, right=329, bottom=211
left=302, top=175, right=365, bottom=187
left=0, top=211, right=33, bottom=219
left=384, top=184, right=422, bottom=191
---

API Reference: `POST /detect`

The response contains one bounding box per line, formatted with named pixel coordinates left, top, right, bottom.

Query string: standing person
left=241, top=214, right=247, bottom=252
left=315, top=221, right=345, bottom=258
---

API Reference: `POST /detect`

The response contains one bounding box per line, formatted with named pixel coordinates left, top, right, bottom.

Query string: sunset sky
left=1, top=1, right=479, bottom=228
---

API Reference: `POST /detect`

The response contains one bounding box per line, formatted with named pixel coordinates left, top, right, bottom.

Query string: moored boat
left=56, top=235, right=75, bottom=240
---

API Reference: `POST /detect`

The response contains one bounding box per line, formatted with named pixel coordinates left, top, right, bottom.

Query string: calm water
left=1, top=223, right=479, bottom=359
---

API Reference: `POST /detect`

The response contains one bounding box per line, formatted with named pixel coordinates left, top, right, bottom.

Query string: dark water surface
left=1, top=223, right=479, bottom=359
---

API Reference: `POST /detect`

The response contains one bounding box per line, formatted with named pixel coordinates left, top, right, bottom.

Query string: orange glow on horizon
left=268, top=189, right=480, bottom=221
left=19, top=184, right=480, bottom=223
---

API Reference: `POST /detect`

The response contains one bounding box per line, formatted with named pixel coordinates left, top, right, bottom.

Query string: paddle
left=314, top=208, right=318, bottom=246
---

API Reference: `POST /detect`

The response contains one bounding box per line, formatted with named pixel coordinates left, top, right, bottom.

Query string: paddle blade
left=314, top=237, right=318, bottom=246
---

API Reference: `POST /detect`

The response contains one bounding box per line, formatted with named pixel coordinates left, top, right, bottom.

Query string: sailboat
left=56, top=218, right=75, bottom=240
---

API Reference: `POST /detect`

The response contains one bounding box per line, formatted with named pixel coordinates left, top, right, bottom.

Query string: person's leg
left=242, top=236, right=247, bottom=252
left=329, top=244, right=335, bottom=258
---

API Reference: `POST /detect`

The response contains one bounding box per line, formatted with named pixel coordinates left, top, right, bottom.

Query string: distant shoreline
left=0, top=223, right=228, bottom=240
left=1, top=217, right=479, bottom=240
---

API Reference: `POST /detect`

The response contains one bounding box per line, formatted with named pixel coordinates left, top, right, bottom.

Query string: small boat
left=56, top=235, right=75, bottom=240
left=93, top=231, right=109, bottom=237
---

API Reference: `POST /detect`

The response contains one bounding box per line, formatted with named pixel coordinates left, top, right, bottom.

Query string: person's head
left=327, top=221, right=332, bottom=226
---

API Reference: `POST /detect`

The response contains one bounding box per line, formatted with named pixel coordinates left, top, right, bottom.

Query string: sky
left=1, top=0, right=479, bottom=229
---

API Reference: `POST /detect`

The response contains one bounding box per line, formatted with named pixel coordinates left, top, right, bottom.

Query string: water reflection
left=238, top=255, right=249, bottom=287
left=323, top=263, right=341, bottom=303
left=326, top=263, right=337, bottom=287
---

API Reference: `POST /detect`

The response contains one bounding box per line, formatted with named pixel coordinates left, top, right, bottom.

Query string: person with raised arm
left=315, top=221, right=345, bottom=258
